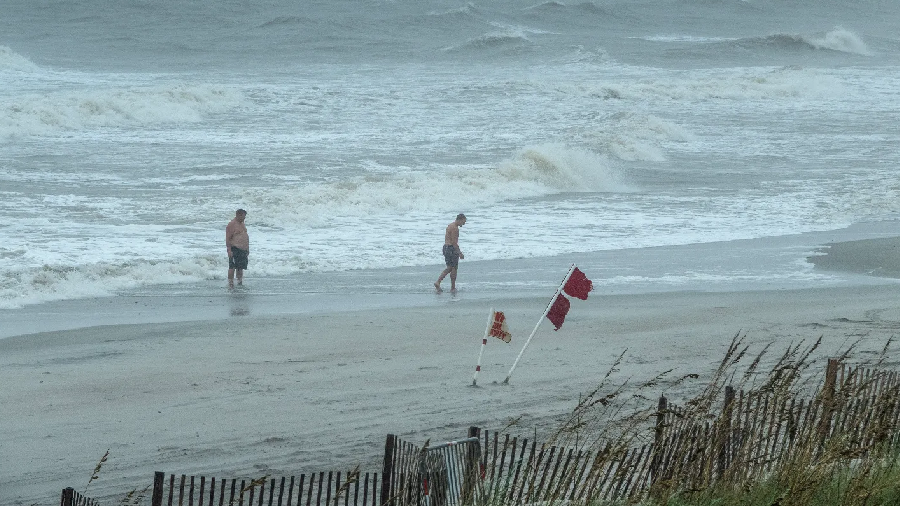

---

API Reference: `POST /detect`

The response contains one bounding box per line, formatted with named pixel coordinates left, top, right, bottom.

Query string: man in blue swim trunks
left=434, top=213, right=466, bottom=293
left=225, top=208, right=250, bottom=288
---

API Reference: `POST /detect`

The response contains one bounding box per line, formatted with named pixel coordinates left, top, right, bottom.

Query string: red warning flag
left=545, top=294, right=571, bottom=331
left=563, top=267, right=593, bottom=300
left=488, top=310, right=512, bottom=343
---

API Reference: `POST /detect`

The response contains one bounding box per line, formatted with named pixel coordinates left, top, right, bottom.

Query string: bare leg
left=449, top=267, right=458, bottom=293
left=236, top=269, right=243, bottom=286
left=435, top=266, right=452, bottom=293
left=228, top=268, right=235, bottom=288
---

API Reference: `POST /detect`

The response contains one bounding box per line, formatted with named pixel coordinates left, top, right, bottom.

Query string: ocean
left=2, top=0, right=900, bottom=322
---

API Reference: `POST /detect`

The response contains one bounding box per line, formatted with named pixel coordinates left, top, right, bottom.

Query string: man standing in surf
left=435, top=213, right=466, bottom=294
left=226, top=208, right=250, bottom=288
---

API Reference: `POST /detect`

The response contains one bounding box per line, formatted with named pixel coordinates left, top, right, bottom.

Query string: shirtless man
left=434, top=213, right=466, bottom=293
left=225, top=209, right=250, bottom=288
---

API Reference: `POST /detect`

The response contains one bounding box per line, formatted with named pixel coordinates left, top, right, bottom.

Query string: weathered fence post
left=60, top=487, right=75, bottom=506
left=818, top=358, right=840, bottom=443
left=461, top=426, right=481, bottom=504
left=151, top=471, right=164, bottom=506
left=150, top=471, right=166, bottom=506
left=655, top=395, right=667, bottom=443
left=717, top=386, right=736, bottom=476
left=381, top=434, right=397, bottom=506
left=650, top=395, right=668, bottom=485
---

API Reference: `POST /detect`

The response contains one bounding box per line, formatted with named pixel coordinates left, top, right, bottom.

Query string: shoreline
left=808, top=235, right=900, bottom=278
left=6, top=221, right=900, bottom=341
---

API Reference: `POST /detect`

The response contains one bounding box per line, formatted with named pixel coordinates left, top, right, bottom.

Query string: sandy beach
left=5, top=0, right=900, bottom=502
left=4, top=234, right=900, bottom=505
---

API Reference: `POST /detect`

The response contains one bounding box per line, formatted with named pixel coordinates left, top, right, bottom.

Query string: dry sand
left=4, top=267, right=900, bottom=505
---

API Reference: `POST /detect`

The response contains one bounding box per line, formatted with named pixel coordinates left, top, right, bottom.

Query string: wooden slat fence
left=476, top=428, right=654, bottom=504
left=60, top=487, right=100, bottom=506
left=472, top=360, right=900, bottom=504
left=416, top=436, right=482, bottom=506
left=381, top=433, right=424, bottom=506
left=62, top=360, right=900, bottom=506
left=148, top=430, right=480, bottom=506
left=149, top=470, right=380, bottom=506
left=381, top=428, right=482, bottom=506
left=651, top=359, right=900, bottom=492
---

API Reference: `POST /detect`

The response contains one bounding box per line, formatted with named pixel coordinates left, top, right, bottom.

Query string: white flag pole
left=503, top=264, right=576, bottom=385
left=472, top=308, right=494, bottom=387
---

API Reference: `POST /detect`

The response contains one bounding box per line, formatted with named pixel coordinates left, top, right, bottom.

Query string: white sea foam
left=548, top=65, right=840, bottom=104
left=0, top=141, right=637, bottom=310
left=239, top=143, right=627, bottom=228
left=799, top=27, right=871, bottom=55
left=641, top=35, right=738, bottom=43
left=0, top=45, right=38, bottom=72
left=588, top=113, right=694, bottom=162
left=0, top=83, right=245, bottom=139
left=601, top=269, right=836, bottom=291
left=466, top=30, right=531, bottom=48
left=0, top=236, right=330, bottom=308
left=750, top=28, right=871, bottom=56
left=498, top=143, right=629, bottom=190
left=444, top=22, right=550, bottom=51
left=2, top=0, right=897, bottom=317
left=623, top=68, right=839, bottom=102
left=0, top=258, right=217, bottom=309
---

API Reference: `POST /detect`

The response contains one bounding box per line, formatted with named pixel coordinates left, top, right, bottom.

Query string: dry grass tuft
left=84, top=449, right=109, bottom=494
left=476, top=334, right=900, bottom=506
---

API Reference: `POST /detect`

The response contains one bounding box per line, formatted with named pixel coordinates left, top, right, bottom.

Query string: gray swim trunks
left=229, top=246, right=249, bottom=270
left=442, top=244, right=459, bottom=268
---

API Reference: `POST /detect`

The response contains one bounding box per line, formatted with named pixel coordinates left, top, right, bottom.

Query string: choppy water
left=2, top=0, right=900, bottom=309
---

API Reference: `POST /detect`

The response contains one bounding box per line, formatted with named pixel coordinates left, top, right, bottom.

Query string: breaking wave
left=592, top=66, right=837, bottom=101
left=0, top=142, right=626, bottom=309
left=522, top=1, right=614, bottom=17
left=794, top=27, right=871, bottom=55
left=0, top=83, right=245, bottom=139
left=590, top=113, right=694, bottom=162
left=240, top=144, right=628, bottom=228
left=747, top=27, right=871, bottom=55
left=0, top=258, right=215, bottom=309
left=0, top=45, right=39, bottom=72
left=443, top=22, right=553, bottom=52
left=426, top=2, right=480, bottom=18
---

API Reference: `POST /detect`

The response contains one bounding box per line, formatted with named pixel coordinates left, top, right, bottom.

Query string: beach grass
left=474, top=333, right=900, bottom=506
left=652, top=460, right=900, bottom=506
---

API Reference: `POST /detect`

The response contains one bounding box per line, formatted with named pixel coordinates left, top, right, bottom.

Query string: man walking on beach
left=435, top=213, right=466, bottom=293
left=226, top=209, right=250, bottom=288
